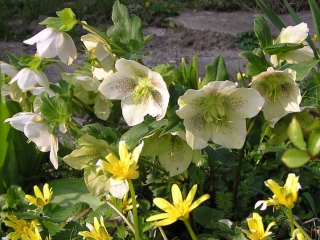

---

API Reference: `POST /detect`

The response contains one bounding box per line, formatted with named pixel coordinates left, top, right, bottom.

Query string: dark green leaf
left=42, top=220, right=62, bottom=236
left=280, top=60, right=320, bottom=81
left=205, top=147, right=237, bottom=167
left=264, top=43, right=304, bottom=55
left=239, top=49, right=270, bottom=75
left=201, top=55, right=228, bottom=87
left=308, top=0, right=320, bottom=52
left=194, top=206, right=224, bottom=228
left=175, top=55, right=199, bottom=89
left=254, top=15, right=273, bottom=48
left=40, top=92, right=69, bottom=124
left=160, top=110, right=184, bottom=136
left=255, top=0, right=285, bottom=30
left=82, top=124, right=120, bottom=144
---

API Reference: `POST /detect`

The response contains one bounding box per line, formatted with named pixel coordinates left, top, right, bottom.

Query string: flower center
left=267, top=81, right=281, bottom=102
left=131, top=77, right=153, bottom=104
left=175, top=201, right=190, bottom=220
left=203, top=101, right=228, bottom=129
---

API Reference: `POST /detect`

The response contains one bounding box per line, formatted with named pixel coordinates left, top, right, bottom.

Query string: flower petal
left=4, top=112, right=35, bottom=131
left=185, top=184, right=197, bottom=206
left=189, top=194, right=210, bottom=212
left=171, top=184, right=183, bottom=206
left=115, top=58, right=149, bottom=79
left=276, top=22, right=309, bottom=44
left=153, top=198, right=176, bottom=213
left=57, top=32, right=77, bottom=65
left=0, top=61, right=18, bottom=76
left=50, top=134, right=59, bottom=169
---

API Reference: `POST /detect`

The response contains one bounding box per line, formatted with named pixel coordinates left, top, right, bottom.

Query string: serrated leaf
left=107, top=0, right=144, bottom=59
left=40, top=92, right=69, bottom=124
left=308, top=130, right=320, bottom=156
left=264, top=43, right=304, bottom=55
left=281, top=148, right=310, bottom=168
left=6, top=185, right=26, bottom=209
left=152, top=62, right=175, bottom=86
left=39, top=17, right=64, bottom=30
left=287, top=117, right=306, bottom=150
left=281, top=60, right=320, bottom=81
left=82, top=124, right=120, bottom=144
left=239, top=49, right=270, bottom=76
left=56, top=8, right=77, bottom=31
left=160, top=111, right=184, bottom=136
left=42, top=220, right=62, bottom=236
left=201, top=55, right=228, bottom=87
left=254, top=15, right=273, bottom=48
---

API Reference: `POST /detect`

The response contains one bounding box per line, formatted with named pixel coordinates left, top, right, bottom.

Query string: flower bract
left=98, top=59, right=169, bottom=126
left=25, top=183, right=53, bottom=207
left=270, top=22, right=314, bottom=67
left=255, top=173, right=301, bottom=210
left=23, top=28, right=77, bottom=65
left=146, top=184, right=210, bottom=226
left=250, top=67, right=301, bottom=125
left=176, top=80, right=264, bottom=149
left=5, top=113, right=59, bottom=169
left=78, top=216, right=111, bottom=240
left=242, top=212, right=275, bottom=240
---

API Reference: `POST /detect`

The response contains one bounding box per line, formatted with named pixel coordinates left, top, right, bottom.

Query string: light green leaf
left=308, top=0, right=320, bottom=52
left=287, top=117, right=306, bottom=150
left=281, top=148, right=310, bottom=168
left=40, top=92, right=69, bottom=124
left=308, top=131, right=320, bottom=156
left=201, top=55, right=228, bottom=88
left=56, top=8, right=77, bottom=31
left=49, top=178, right=103, bottom=210
left=280, top=60, right=320, bottom=81
left=84, top=166, right=110, bottom=196
left=39, top=17, right=64, bottom=30
left=254, top=15, right=273, bottom=49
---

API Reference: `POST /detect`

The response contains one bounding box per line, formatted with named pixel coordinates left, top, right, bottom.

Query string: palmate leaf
left=107, top=0, right=144, bottom=59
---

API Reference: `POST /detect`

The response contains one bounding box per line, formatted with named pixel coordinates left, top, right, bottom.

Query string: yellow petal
left=25, top=195, right=37, bottom=206
left=119, top=141, right=129, bottom=161
left=33, top=185, right=44, bottom=199
left=152, top=218, right=177, bottom=226
left=146, top=213, right=171, bottom=222
left=189, top=194, right=210, bottom=212
left=185, top=184, right=198, bottom=206
left=131, top=141, right=144, bottom=162
left=171, top=184, right=183, bottom=206
left=43, top=183, right=52, bottom=201
left=153, top=198, right=176, bottom=213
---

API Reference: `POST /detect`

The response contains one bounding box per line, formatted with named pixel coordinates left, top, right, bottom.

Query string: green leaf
left=308, top=0, right=320, bottom=52
left=160, top=110, right=184, bottom=136
left=239, top=49, right=270, bottom=76
left=82, top=124, right=120, bottom=144
left=302, top=192, right=317, bottom=217
left=193, top=206, right=224, bottom=228
left=175, top=55, right=199, bottom=89
left=40, top=92, right=69, bottom=124
left=6, top=52, right=22, bottom=70
left=56, top=8, right=77, bottom=31
left=254, top=15, right=273, bottom=49
left=39, top=17, right=64, bottom=30
left=308, top=130, right=320, bottom=156
left=201, top=55, right=228, bottom=88
left=49, top=178, right=103, bottom=210
left=42, top=220, right=62, bottom=236
left=281, top=148, right=310, bottom=168
left=6, top=185, right=27, bottom=209
left=255, top=0, right=285, bottom=30
left=280, top=60, right=320, bottom=81
left=287, top=117, right=306, bottom=150
left=263, top=43, right=304, bottom=55
left=152, top=62, right=175, bottom=87
left=120, top=119, right=167, bottom=150
left=205, top=147, right=237, bottom=167
left=107, top=0, right=144, bottom=59
left=84, top=166, right=110, bottom=196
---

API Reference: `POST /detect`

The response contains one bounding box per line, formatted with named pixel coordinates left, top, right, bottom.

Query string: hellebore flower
left=271, top=22, right=314, bottom=67
left=25, top=183, right=53, bottom=207
left=242, top=212, right=276, bottom=240
left=176, top=80, right=264, bottom=149
left=255, top=173, right=301, bottom=210
left=5, top=113, right=60, bottom=169
left=146, top=184, right=210, bottom=226
left=4, top=214, right=40, bottom=240
left=250, top=67, right=301, bottom=124
left=10, top=67, right=50, bottom=91
left=98, top=59, right=169, bottom=126
left=24, top=27, right=77, bottom=65
left=78, top=216, right=111, bottom=240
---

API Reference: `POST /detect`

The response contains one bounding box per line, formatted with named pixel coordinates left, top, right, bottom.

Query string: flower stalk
left=183, top=219, right=197, bottom=240
left=128, top=179, right=140, bottom=240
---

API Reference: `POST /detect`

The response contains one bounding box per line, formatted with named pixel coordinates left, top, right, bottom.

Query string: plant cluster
left=1, top=0, right=320, bottom=239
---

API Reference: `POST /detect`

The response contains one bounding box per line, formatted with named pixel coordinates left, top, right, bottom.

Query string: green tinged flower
left=242, top=212, right=275, bottom=240
left=146, top=184, right=210, bottom=226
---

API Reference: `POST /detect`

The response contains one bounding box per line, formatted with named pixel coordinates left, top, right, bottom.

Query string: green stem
left=280, top=206, right=312, bottom=240
left=288, top=208, right=294, bottom=236
left=68, top=120, right=85, bottom=135
left=128, top=179, right=140, bottom=240
left=183, top=219, right=197, bottom=240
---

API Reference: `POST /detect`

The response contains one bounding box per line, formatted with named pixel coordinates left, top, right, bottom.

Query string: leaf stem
left=183, top=219, right=197, bottom=240
left=128, top=179, right=140, bottom=240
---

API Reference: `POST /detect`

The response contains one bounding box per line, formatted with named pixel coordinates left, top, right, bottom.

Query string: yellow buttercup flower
left=4, top=214, right=40, bottom=240
left=97, top=141, right=143, bottom=181
left=255, top=173, right=301, bottom=210
left=146, top=184, right=210, bottom=226
left=25, top=183, right=53, bottom=207
left=78, top=216, right=112, bottom=240
left=242, top=213, right=276, bottom=240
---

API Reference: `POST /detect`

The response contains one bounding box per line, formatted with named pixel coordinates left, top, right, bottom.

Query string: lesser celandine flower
left=270, top=22, right=314, bottom=67
left=98, top=59, right=169, bottom=126
left=25, top=183, right=53, bottom=207
left=250, top=67, right=301, bottom=125
left=78, top=216, right=112, bottom=240
left=4, top=214, right=40, bottom=240
left=176, top=80, right=264, bottom=149
left=146, top=184, right=210, bottom=226
left=255, top=173, right=301, bottom=210
left=242, top=212, right=275, bottom=240
left=24, top=28, right=77, bottom=65
left=5, top=113, right=61, bottom=169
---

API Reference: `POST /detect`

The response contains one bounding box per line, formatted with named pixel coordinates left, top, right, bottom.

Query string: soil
left=0, top=10, right=315, bottom=81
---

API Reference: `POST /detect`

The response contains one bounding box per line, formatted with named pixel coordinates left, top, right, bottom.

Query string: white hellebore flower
left=271, top=22, right=314, bottom=66
left=176, top=80, right=264, bottom=149
left=98, top=59, right=170, bottom=126
left=250, top=67, right=301, bottom=125
left=10, top=68, right=50, bottom=91
left=23, top=28, right=77, bottom=65
left=5, top=113, right=61, bottom=169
